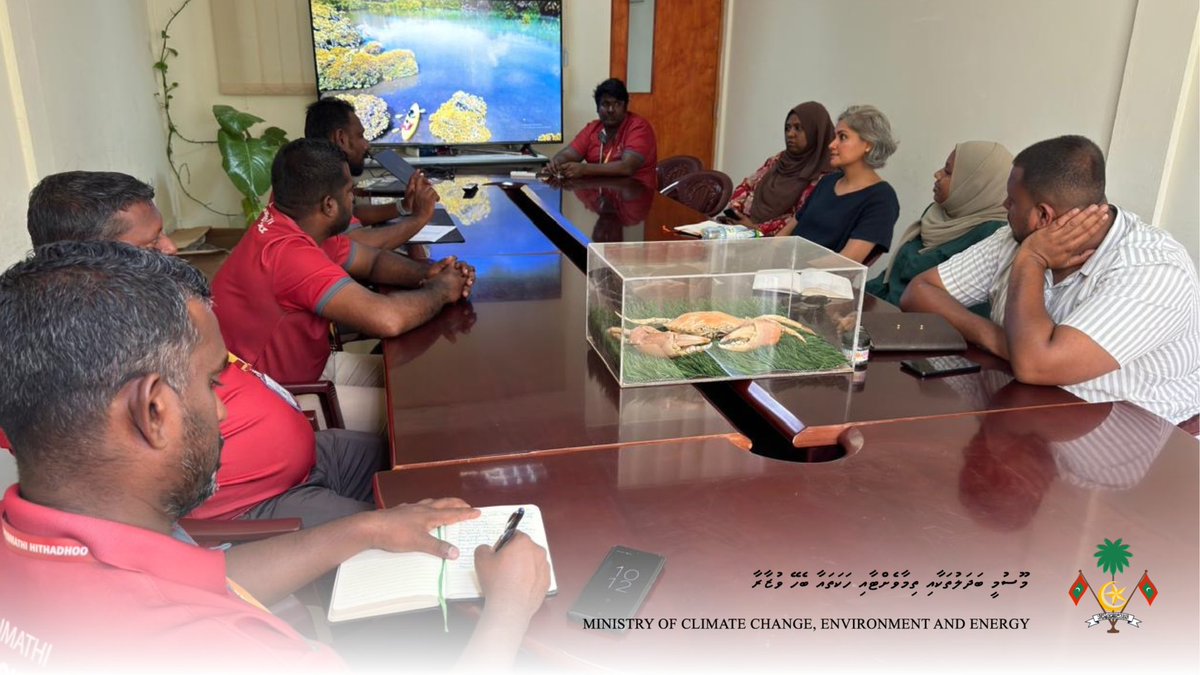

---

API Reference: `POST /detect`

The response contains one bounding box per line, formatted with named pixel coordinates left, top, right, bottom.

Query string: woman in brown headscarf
left=866, top=141, right=1012, bottom=314
left=723, top=101, right=834, bottom=236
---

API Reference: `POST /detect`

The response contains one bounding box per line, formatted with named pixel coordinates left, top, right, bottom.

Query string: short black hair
left=0, top=241, right=210, bottom=478
left=1013, top=135, right=1106, bottom=210
left=27, top=171, right=155, bottom=246
left=593, top=78, right=629, bottom=106
left=271, top=138, right=349, bottom=216
left=305, top=97, right=357, bottom=140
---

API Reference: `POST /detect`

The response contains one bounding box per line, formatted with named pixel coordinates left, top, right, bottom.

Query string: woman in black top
left=778, top=104, right=900, bottom=264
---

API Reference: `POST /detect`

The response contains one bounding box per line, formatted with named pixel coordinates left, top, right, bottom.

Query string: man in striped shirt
left=902, top=135, right=1199, bottom=426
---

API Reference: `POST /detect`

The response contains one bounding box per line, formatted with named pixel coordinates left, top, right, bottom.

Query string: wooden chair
left=180, top=379, right=345, bottom=547
left=656, top=155, right=703, bottom=192
left=667, top=170, right=734, bottom=218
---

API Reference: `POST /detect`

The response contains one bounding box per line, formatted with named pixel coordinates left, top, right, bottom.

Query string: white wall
left=1, top=0, right=174, bottom=267
left=1156, top=41, right=1199, bottom=269
left=716, top=0, right=1142, bottom=273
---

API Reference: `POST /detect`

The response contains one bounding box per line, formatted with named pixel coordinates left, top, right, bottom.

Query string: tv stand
left=407, top=153, right=547, bottom=168
left=390, top=144, right=550, bottom=169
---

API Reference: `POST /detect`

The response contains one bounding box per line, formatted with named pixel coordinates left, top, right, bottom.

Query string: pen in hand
left=493, top=507, right=525, bottom=552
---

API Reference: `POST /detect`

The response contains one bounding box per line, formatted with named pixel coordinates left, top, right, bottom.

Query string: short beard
left=164, top=410, right=223, bottom=520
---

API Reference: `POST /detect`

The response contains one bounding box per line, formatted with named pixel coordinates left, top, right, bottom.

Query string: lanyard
left=227, top=353, right=302, bottom=412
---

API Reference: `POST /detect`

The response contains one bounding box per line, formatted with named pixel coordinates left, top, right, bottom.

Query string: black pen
left=493, top=507, right=525, bottom=552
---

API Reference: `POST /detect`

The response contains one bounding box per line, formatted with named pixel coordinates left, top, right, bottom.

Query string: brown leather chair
left=667, top=170, right=734, bottom=218
left=656, top=155, right=703, bottom=192
left=179, top=380, right=345, bottom=546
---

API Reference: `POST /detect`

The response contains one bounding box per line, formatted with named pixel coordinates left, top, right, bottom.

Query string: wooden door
left=611, top=0, right=724, bottom=168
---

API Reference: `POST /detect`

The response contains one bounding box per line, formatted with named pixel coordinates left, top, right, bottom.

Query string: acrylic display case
left=586, top=237, right=867, bottom=387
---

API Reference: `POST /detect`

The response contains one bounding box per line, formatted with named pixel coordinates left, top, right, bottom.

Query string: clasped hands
left=424, top=255, right=476, bottom=302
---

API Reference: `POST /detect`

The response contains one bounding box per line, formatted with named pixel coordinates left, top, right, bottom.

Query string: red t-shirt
left=0, top=485, right=346, bottom=671
left=212, top=204, right=358, bottom=384
left=188, top=358, right=316, bottom=520
left=568, top=111, right=659, bottom=184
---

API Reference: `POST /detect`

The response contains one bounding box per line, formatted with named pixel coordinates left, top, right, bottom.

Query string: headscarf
left=748, top=101, right=834, bottom=223
left=885, top=141, right=1012, bottom=281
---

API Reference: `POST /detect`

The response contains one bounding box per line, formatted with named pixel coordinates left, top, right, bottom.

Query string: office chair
left=666, top=170, right=734, bottom=218
left=656, top=155, right=703, bottom=192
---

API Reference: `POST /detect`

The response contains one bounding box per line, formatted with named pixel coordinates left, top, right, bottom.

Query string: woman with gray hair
left=778, top=104, right=900, bottom=264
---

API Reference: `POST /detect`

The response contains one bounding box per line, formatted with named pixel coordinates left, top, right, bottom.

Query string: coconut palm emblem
left=1067, top=538, right=1158, bottom=633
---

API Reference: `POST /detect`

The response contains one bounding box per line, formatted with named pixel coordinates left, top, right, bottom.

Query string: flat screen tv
left=309, top=0, right=564, bottom=147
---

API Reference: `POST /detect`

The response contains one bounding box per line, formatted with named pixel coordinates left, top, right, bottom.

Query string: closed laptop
left=861, top=312, right=967, bottom=352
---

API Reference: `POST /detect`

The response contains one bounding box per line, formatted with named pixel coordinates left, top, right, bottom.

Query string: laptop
left=363, top=150, right=418, bottom=194
left=860, top=312, right=967, bottom=352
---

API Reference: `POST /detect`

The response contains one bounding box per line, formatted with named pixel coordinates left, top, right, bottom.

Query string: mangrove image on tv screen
left=311, top=0, right=564, bottom=146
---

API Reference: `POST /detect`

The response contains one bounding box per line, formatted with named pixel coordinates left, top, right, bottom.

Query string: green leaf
left=213, top=104, right=264, bottom=136
left=261, top=126, right=289, bottom=145
left=218, top=129, right=277, bottom=201
left=153, top=61, right=167, bottom=71
left=242, top=195, right=264, bottom=227
left=167, top=47, right=179, bottom=56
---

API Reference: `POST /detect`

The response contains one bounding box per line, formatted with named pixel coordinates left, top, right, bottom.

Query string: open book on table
left=328, top=504, right=556, bottom=623
left=752, top=268, right=855, bottom=300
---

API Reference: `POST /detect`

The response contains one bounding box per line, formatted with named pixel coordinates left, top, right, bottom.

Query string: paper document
left=410, top=225, right=456, bottom=243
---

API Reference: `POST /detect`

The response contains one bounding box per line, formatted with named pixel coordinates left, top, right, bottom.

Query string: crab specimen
left=717, top=317, right=808, bottom=352
left=608, top=325, right=713, bottom=359
left=621, top=311, right=815, bottom=343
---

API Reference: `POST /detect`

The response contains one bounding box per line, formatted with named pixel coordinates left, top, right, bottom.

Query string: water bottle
left=700, top=225, right=762, bottom=240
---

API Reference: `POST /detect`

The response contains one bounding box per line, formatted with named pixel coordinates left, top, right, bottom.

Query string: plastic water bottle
left=700, top=225, right=762, bottom=239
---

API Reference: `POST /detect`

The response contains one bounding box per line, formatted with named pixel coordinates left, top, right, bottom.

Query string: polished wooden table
left=374, top=402, right=1199, bottom=673
left=383, top=181, right=746, bottom=468
left=511, top=179, right=1091, bottom=449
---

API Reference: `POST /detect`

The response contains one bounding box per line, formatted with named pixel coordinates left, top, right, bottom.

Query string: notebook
left=327, top=504, right=557, bottom=623
left=861, top=312, right=967, bottom=352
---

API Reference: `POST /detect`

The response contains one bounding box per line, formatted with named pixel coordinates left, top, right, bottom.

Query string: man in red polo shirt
left=305, top=96, right=440, bottom=250
left=20, top=171, right=385, bottom=528
left=212, top=139, right=475, bottom=434
left=0, top=242, right=549, bottom=671
left=547, top=78, right=658, bottom=184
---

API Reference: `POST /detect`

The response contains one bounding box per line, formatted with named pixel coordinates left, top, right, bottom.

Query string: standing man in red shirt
left=547, top=78, right=658, bottom=184
left=21, top=170, right=386, bottom=528
left=0, top=242, right=549, bottom=671
left=212, top=139, right=474, bottom=434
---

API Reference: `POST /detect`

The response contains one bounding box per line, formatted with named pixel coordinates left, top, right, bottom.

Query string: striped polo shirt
left=938, top=207, right=1199, bottom=424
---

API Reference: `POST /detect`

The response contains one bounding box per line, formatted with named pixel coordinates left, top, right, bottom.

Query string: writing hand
left=474, top=531, right=550, bottom=621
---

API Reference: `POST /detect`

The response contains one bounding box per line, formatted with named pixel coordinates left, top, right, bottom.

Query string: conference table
left=367, top=174, right=1197, bottom=672
left=372, top=402, right=1199, bottom=673
left=384, top=175, right=1089, bottom=466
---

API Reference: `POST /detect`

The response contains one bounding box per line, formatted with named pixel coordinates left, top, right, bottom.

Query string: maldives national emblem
left=1067, top=538, right=1158, bottom=633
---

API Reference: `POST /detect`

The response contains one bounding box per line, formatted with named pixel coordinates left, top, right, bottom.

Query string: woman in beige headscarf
left=866, top=141, right=1012, bottom=315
